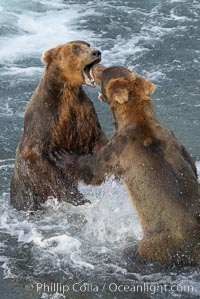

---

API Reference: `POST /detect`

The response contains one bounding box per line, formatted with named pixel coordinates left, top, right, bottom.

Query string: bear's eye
left=72, top=45, right=81, bottom=55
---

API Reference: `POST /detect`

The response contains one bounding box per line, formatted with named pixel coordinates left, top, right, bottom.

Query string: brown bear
left=10, top=41, right=107, bottom=210
left=52, top=65, right=200, bottom=266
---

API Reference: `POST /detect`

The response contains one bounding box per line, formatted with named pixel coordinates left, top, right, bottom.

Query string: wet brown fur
left=53, top=65, right=200, bottom=265
left=10, top=41, right=107, bottom=210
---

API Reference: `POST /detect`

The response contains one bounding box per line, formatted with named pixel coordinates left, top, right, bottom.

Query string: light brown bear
left=10, top=41, right=107, bottom=210
left=53, top=65, right=200, bottom=266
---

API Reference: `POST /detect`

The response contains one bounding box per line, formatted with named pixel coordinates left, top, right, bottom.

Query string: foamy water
left=0, top=163, right=199, bottom=298
left=0, top=0, right=200, bottom=298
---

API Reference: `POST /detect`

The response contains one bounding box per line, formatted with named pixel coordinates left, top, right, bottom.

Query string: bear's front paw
left=50, top=149, right=71, bottom=163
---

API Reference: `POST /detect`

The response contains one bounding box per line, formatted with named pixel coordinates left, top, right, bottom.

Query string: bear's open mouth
left=83, top=60, right=100, bottom=87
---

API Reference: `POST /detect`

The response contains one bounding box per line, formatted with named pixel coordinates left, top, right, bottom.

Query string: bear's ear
left=41, top=48, right=55, bottom=64
left=137, top=76, right=155, bottom=95
left=107, top=78, right=130, bottom=104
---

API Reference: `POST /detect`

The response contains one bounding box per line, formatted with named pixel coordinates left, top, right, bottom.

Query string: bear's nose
left=91, top=50, right=101, bottom=58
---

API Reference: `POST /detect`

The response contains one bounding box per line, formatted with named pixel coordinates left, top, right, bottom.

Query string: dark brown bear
left=53, top=65, right=200, bottom=266
left=10, top=41, right=107, bottom=210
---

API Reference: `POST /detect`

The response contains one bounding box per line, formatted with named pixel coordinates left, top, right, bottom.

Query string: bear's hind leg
left=137, top=234, right=185, bottom=265
left=64, top=187, right=91, bottom=206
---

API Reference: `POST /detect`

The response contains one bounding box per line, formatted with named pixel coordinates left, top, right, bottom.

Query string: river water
left=0, top=0, right=200, bottom=298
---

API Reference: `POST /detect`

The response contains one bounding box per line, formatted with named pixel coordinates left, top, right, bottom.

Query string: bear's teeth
left=84, top=74, right=96, bottom=87
left=89, top=68, right=94, bottom=81
left=98, top=92, right=103, bottom=101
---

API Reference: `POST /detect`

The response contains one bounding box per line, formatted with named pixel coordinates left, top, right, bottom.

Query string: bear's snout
left=91, top=64, right=107, bottom=86
left=91, top=50, right=101, bottom=58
